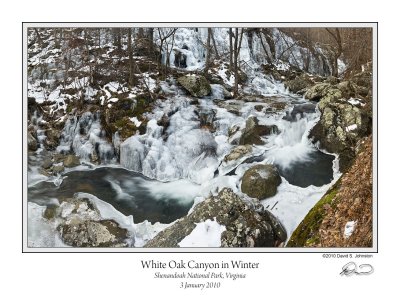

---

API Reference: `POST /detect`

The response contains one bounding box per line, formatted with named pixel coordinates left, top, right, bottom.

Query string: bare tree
left=113, top=28, right=122, bottom=51
left=210, top=29, right=220, bottom=60
left=229, top=28, right=233, bottom=71
left=325, top=28, right=342, bottom=77
left=128, top=28, right=134, bottom=87
left=233, top=28, right=244, bottom=97
left=261, top=28, right=276, bottom=61
left=205, top=28, right=212, bottom=73
left=147, top=28, right=154, bottom=58
left=156, top=28, right=177, bottom=77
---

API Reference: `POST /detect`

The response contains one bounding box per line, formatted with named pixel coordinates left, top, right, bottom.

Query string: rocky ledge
left=305, top=69, right=372, bottom=172
left=145, top=188, right=286, bottom=247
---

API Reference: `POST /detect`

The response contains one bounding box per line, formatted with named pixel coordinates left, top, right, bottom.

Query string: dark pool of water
left=28, top=167, right=196, bottom=224
left=276, top=150, right=335, bottom=187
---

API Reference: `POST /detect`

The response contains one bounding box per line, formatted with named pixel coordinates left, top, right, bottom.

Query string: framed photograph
left=15, top=15, right=388, bottom=295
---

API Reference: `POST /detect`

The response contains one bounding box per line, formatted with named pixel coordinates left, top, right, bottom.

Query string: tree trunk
left=148, top=28, right=154, bottom=57
left=326, top=28, right=342, bottom=77
left=229, top=28, right=233, bottom=71
left=210, top=29, right=220, bottom=59
left=234, top=28, right=239, bottom=97
left=258, top=30, right=272, bottom=64
left=128, top=28, right=134, bottom=87
left=34, top=28, right=43, bottom=47
left=205, top=28, right=212, bottom=73
left=233, top=29, right=244, bottom=97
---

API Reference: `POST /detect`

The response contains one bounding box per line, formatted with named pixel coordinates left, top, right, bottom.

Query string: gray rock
left=309, top=96, right=370, bottom=171
left=42, top=158, right=53, bottom=169
left=63, top=154, right=80, bottom=168
left=224, top=145, right=252, bottom=162
left=241, top=164, right=282, bottom=199
left=285, top=74, right=314, bottom=94
left=55, top=198, right=129, bottom=247
left=239, top=117, right=279, bottom=145
left=44, top=129, right=61, bottom=150
left=144, top=188, right=286, bottom=247
left=215, top=100, right=243, bottom=115
left=177, top=75, right=211, bottom=97
left=52, top=165, right=64, bottom=175
left=305, top=83, right=342, bottom=102
left=28, top=132, right=38, bottom=151
left=58, top=219, right=128, bottom=247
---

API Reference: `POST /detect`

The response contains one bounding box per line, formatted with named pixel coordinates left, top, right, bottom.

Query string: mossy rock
left=177, top=75, right=211, bottom=97
left=43, top=205, right=59, bottom=220
left=286, top=178, right=341, bottom=247
left=101, top=96, right=150, bottom=141
left=241, top=164, right=282, bottom=199
left=305, top=83, right=342, bottom=102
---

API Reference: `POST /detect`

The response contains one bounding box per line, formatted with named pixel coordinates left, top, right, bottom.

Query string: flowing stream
left=27, top=75, right=340, bottom=246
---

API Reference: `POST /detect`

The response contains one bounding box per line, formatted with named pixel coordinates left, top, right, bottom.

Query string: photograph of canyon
left=26, top=25, right=374, bottom=248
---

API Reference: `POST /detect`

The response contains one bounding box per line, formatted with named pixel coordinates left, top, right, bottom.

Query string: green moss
left=286, top=178, right=341, bottom=247
left=43, top=205, right=58, bottom=220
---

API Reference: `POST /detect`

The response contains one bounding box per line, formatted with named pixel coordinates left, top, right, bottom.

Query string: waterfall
left=57, top=111, right=115, bottom=163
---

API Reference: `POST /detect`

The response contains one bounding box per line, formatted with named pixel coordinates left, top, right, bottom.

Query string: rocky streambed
left=27, top=63, right=372, bottom=248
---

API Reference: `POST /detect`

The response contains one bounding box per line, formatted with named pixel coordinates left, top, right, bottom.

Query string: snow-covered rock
left=145, top=188, right=287, bottom=247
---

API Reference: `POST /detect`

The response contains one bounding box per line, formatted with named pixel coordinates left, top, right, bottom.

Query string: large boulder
left=283, top=103, right=316, bottom=122
left=285, top=74, right=314, bottom=94
left=241, top=164, right=282, bottom=199
left=177, top=74, right=211, bottom=98
left=304, top=83, right=342, bottom=102
left=309, top=99, right=371, bottom=171
left=239, top=116, right=279, bottom=145
left=144, top=188, right=286, bottom=247
left=58, top=219, right=128, bottom=247
left=53, top=197, right=129, bottom=247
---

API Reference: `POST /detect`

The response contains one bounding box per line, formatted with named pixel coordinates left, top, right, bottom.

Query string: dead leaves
left=311, top=135, right=373, bottom=247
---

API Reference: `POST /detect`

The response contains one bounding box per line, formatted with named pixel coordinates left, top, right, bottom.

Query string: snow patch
left=178, top=218, right=226, bottom=247
left=344, top=221, right=357, bottom=238
left=129, top=117, right=142, bottom=127
left=345, top=124, right=357, bottom=132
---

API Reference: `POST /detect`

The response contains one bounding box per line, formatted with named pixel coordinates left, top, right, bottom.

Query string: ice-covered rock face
left=57, top=111, right=115, bottom=163
left=120, top=114, right=219, bottom=184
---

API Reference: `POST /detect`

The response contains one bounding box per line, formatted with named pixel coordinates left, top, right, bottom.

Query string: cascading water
left=57, top=111, right=115, bottom=163
left=27, top=27, right=342, bottom=247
